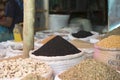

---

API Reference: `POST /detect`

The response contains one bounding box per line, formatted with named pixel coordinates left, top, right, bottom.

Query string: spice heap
left=41, top=35, right=56, bottom=44
left=0, top=58, right=51, bottom=79
left=32, top=36, right=80, bottom=56
left=59, top=59, right=120, bottom=80
left=96, top=35, right=120, bottom=48
left=72, top=30, right=93, bottom=38
left=104, top=26, right=120, bottom=38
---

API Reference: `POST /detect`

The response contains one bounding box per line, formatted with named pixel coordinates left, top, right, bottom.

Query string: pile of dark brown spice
left=32, top=36, right=81, bottom=56
left=72, top=30, right=93, bottom=38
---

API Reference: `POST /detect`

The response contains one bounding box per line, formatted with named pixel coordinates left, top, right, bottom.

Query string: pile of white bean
left=0, top=58, right=51, bottom=79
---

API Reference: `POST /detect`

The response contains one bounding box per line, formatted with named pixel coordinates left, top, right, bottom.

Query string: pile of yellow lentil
left=96, top=35, right=120, bottom=49
left=59, top=59, right=120, bottom=80
left=104, top=26, right=120, bottom=38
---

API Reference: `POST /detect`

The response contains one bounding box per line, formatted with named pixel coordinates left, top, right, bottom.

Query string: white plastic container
left=49, top=14, right=70, bottom=31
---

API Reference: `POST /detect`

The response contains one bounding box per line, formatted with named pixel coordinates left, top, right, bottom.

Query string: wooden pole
left=23, top=0, right=35, bottom=58
left=44, top=0, right=49, bottom=29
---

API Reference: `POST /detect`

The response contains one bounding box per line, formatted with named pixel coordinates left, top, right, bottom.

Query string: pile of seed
left=72, top=30, right=93, bottom=38
left=21, top=73, right=48, bottom=80
left=59, top=59, right=120, bottom=80
left=103, top=26, right=120, bottom=38
left=96, top=35, right=120, bottom=48
left=32, top=36, right=80, bottom=56
left=0, top=58, right=51, bottom=79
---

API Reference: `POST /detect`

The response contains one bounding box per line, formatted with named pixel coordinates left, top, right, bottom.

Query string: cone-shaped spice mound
left=72, top=30, right=93, bottom=38
left=32, top=36, right=81, bottom=56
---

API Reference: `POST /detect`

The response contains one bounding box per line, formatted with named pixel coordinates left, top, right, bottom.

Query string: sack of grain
left=0, top=47, right=23, bottom=60
left=30, top=36, right=85, bottom=76
left=55, top=59, right=120, bottom=80
left=94, top=45, right=120, bottom=71
left=0, top=58, right=53, bottom=80
left=0, top=49, right=6, bottom=59
left=68, top=31, right=99, bottom=43
left=30, top=50, right=84, bottom=76
left=94, top=35, right=120, bottom=71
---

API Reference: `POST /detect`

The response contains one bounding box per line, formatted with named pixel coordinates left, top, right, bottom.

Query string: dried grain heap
left=32, top=35, right=81, bottom=56
left=96, top=35, right=120, bottom=49
left=104, top=26, right=120, bottom=38
left=59, top=59, right=120, bottom=80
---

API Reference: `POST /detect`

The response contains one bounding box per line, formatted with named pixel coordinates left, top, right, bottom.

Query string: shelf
left=35, top=0, right=107, bottom=30
left=34, top=27, right=47, bottom=32
left=36, top=9, right=48, bottom=13
left=49, top=10, right=104, bottom=13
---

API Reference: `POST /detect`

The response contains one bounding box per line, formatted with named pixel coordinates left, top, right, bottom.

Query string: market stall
left=0, top=0, right=120, bottom=80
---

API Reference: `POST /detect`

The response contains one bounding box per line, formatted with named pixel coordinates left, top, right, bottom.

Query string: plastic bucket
left=49, top=14, right=70, bottom=31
